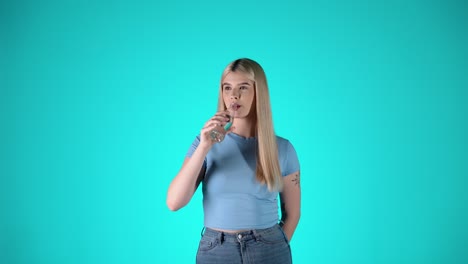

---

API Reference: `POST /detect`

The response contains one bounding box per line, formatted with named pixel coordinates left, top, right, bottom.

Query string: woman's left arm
left=279, top=171, right=301, bottom=242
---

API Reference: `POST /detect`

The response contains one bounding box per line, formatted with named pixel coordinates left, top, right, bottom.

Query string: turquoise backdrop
left=2, top=0, right=467, bottom=263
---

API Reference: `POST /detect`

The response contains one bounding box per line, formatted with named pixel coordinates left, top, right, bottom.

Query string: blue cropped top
left=186, top=132, right=300, bottom=230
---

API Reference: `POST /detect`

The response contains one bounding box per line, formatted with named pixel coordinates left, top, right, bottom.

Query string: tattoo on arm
left=292, top=173, right=300, bottom=187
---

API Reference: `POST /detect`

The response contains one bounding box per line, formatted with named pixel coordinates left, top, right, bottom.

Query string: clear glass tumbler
left=209, top=113, right=233, bottom=142
left=209, top=104, right=236, bottom=142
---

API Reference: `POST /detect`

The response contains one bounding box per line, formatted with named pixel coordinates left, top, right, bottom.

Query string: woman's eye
left=224, top=86, right=231, bottom=91
left=240, top=86, right=248, bottom=90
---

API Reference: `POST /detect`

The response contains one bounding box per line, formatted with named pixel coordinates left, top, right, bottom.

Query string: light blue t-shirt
left=186, top=132, right=300, bottom=230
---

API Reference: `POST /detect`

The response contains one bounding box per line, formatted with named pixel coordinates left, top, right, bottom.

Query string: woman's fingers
left=203, top=111, right=230, bottom=128
left=199, top=110, right=233, bottom=144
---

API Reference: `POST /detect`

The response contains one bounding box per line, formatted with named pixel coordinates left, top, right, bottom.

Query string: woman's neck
left=232, top=117, right=255, bottom=138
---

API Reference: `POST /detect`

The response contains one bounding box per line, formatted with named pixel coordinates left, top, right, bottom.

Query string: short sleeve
left=186, top=135, right=200, bottom=158
left=186, top=135, right=207, bottom=167
left=283, top=141, right=300, bottom=176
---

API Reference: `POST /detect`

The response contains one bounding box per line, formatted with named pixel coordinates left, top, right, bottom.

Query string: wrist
left=197, top=141, right=212, bottom=153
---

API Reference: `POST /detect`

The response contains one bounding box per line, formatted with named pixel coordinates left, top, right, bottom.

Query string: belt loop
left=279, top=220, right=285, bottom=227
left=252, top=229, right=259, bottom=241
left=218, top=231, right=224, bottom=244
left=200, top=227, right=206, bottom=237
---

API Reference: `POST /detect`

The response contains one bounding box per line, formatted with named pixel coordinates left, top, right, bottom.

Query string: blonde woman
left=167, top=58, right=301, bottom=264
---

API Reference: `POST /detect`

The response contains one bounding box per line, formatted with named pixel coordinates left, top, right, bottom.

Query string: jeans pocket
left=278, top=226, right=290, bottom=244
left=258, top=226, right=287, bottom=245
left=198, top=235, right=219, bottom=252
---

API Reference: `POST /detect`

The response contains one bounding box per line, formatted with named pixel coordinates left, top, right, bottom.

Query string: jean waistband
left=201, top=224, right=280, bottom=243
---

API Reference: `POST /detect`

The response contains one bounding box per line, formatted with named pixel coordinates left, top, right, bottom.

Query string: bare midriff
left=210, top=227, right=251, bottom=234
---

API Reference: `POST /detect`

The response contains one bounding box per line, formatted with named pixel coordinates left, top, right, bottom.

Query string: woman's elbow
left=166, top=198, right=181, bottom=211
left=166, top=194, right=188, bottom=211
left=290, top=210, right=301, bottom=222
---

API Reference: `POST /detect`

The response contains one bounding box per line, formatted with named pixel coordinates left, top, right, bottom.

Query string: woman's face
left=222, top=71, right=255, bottom=119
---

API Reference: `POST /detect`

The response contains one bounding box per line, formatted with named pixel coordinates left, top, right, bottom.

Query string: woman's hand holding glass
left=199, top=110, right=234, bottom=148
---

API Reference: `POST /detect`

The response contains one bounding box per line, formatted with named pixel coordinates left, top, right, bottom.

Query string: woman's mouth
left=231, top=103, right=241, bottom=111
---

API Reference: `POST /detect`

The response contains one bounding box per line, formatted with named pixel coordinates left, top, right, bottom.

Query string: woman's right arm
left=166, top=143, right=210, bottom=211
left=166, top=111, right=233, bottom=211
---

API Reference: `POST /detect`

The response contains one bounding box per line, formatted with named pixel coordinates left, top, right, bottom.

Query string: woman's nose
left=230, top=90, right=239, bottom=100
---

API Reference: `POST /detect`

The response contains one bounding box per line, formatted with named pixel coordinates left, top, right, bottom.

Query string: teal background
left=2, top=0, right=467, bottom=263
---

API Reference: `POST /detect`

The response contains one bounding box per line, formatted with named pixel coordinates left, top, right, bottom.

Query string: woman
left=166, top=58, right=301, bottom=264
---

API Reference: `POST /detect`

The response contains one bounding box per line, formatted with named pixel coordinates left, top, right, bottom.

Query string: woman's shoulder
left=275, top=135, right=292, bottom=143
left=275, top=135, right=300, bottom=170
left=275, top=135, right=295, bottom=150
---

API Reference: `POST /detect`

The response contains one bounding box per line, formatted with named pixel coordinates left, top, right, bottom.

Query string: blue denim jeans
left=196, top=224, right=292, bottom=264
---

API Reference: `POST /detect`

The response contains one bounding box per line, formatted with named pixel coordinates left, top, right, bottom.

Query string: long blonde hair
left=217, top=58, right=283, bottom=192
